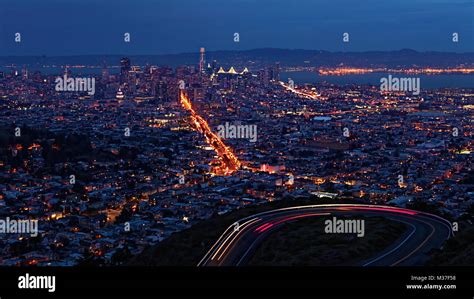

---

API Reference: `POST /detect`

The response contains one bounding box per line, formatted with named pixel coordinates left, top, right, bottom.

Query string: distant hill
left=1, top=49, right=473, bottom=69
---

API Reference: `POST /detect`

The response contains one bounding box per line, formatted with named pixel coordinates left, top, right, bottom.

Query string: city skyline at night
left=0, top=1, right=473, bottom=297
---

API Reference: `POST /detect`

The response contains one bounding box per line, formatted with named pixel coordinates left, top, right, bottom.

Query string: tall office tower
left=262, top=67, right=272, bottom=86
left=274, top=62, right=280, bottom=81
left=102, top=62, right=109, bottom=83
left=120, top=57, right=131, bottom=83
left=22, top=65, right=28, bottom=80
left=155, top=81, right=168, bottom=100
left=199, top=47, right=206, bottom=74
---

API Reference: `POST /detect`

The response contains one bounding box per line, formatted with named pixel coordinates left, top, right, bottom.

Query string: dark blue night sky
left=0, top=0, right=473, bottom=55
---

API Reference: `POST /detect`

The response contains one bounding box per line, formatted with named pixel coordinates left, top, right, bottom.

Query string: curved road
left=198, top=204, right=453, bottom=266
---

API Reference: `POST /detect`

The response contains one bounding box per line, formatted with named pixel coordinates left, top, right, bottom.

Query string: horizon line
left=1, top=48, right=474, bottom=58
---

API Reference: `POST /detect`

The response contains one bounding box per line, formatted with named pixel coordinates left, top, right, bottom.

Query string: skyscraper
left=22, top=65, right=29, bottom=80
left=273, top=62, right=280, bottom=81
left=120, top=57, right=131, bottom=83
left=199, top=47, right=206, bottom=75
left=102, top=61, right=109, bottom=83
